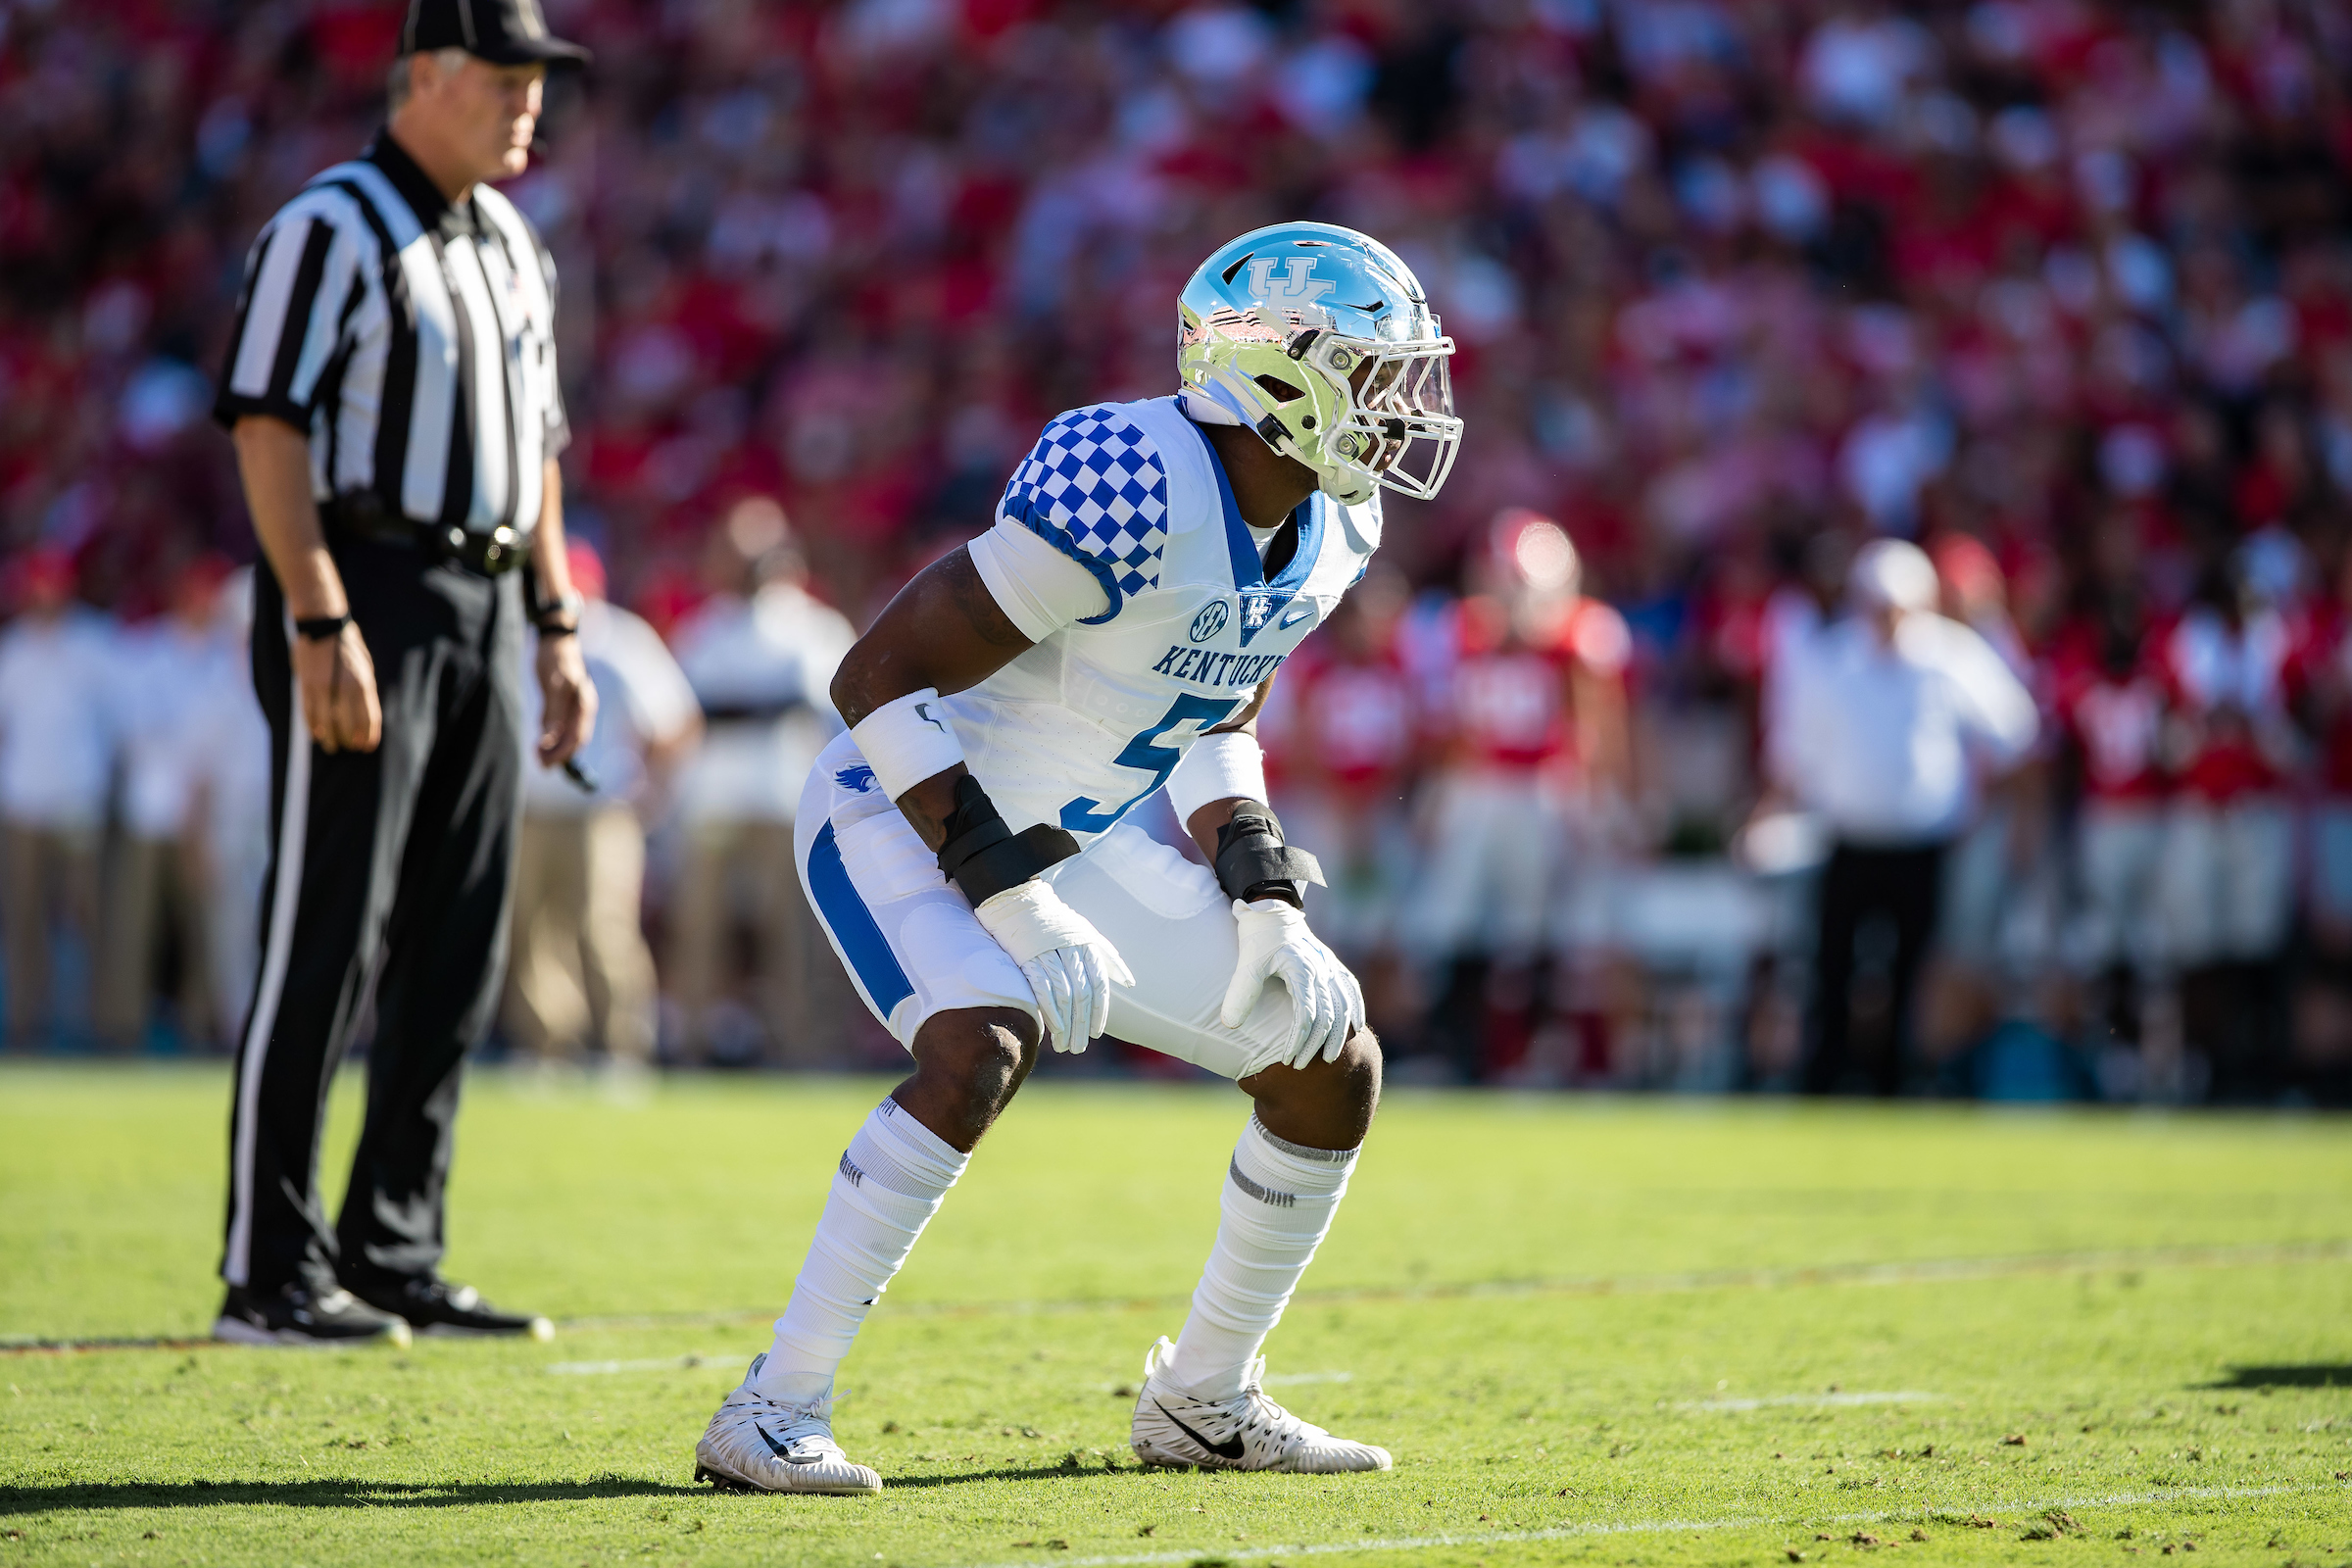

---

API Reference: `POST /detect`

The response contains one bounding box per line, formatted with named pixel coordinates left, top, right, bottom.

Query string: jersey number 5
left=1059, top=692, right=1242, bottom=834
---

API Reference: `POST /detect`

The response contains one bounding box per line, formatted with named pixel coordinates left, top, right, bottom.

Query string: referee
left=210, top=0, right=598, bottom=1346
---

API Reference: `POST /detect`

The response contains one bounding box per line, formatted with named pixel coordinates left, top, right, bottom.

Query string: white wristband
left=1165, top=729, right=1269, bottom=825
left=849, top=688, right=967, bottom=802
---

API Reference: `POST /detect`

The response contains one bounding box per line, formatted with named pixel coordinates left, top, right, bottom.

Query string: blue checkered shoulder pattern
left=997, top=406, right=1170, bottom=624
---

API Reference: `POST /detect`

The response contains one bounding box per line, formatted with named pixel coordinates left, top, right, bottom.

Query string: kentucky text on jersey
left=1151, top=647, right=1290, bottom=688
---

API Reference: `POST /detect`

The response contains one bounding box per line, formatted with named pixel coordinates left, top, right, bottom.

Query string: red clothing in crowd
left=2153, top=605, right=2293, bottom=801
left=1279, top=642, right=1416, bottom=803
left=2044, top=622, right=2171, bottom=803
left=1446, top=594, right=1632, bottom=774
left=2286, top=598, right=2352, bottom=797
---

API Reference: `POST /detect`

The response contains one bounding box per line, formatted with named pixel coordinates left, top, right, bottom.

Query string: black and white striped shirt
left=214, top=130, right=567, bottom=536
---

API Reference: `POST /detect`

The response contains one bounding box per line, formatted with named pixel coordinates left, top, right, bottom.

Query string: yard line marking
left=545, top=1236, right=2352, bottom=1335
left=10, top=1240, right=2347, bottom=1354
left=945, top=1480, right=2345, bottom=1568
left=1684, top=1390, right=1941, bottom=1411
left=547, top=1353, right=732, bottom=1376
left=1091, top=1372, right=1350, bottom=1396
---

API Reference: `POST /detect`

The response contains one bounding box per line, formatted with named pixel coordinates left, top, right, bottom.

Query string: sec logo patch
left=1189, top=600, right=1229, bottom=644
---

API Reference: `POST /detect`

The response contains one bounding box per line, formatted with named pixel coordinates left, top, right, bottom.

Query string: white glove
left=1219, top=898, right=1365, bottom=1071
left=969, top=879, right=1134, bottom=1054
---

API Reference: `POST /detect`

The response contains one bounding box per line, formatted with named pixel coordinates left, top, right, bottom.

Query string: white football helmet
left=1178, top=221, right=1461, bottom=505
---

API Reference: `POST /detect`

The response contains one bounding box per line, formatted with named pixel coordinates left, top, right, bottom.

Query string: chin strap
left=1213, top=802, right=1324, bottom=910
left=935, top=773, right=1081, bottom=906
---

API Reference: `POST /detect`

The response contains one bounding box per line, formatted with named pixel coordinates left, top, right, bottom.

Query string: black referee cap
left=401, top=0, right=589, bottom=66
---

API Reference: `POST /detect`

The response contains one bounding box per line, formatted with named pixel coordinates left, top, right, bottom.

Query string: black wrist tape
left=294, top=613, right=351, bottom=642
left=1213, top=801, right=1323, bottom=908
left=936, top=773, right=1080, bottom=906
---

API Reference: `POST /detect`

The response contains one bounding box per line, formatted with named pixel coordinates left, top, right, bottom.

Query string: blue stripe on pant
left=805, top=821, right=914, bottom=1020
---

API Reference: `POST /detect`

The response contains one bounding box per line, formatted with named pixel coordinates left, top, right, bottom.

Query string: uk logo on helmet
left=1189, top=600, right=1229, bottom=644
left=1248, top=257, right=1335, bottom=310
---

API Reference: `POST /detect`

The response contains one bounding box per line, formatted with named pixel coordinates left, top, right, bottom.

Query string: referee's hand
left=534, top=633, right=597, bottom=767
left=296, top=624, right=383, bottom=755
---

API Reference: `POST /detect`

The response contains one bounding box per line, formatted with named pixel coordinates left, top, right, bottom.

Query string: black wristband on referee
left=1213, top=801, right=1323, bottom=909
left=936, top=773, right=1080, bottom=906
left=294, top=613, right=351, bottom=642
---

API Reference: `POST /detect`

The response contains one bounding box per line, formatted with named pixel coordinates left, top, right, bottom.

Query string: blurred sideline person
left=2047, top=586, right=2171, bottom=1058
left=666, top=498, right=856, bottom=1066
left=1412, top=511, right=1630, bottom=1079
left=1917, top=535, right=2040, bottom=1058
left=2153, top=557, right=2297, bottom=1096
left=505, top=541, right=700, bottom=1079
left=98, top=557, right=234, bottom=1051
left=209, top=0, right=595, bottom=1346
left=186, top=567, right=274, bottom=1050
left=1765, top=539, right=2037, bottom=1096
left=0, top=549, right=115, bottom=1051
left=2289, top=546, right=2352, bottom=1092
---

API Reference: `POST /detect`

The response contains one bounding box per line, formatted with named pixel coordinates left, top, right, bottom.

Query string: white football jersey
left=939, top=395, right=1380, bottom=842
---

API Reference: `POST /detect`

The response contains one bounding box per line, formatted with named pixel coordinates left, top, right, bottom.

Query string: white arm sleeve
left=1165, top=729, right=1270, bottom=825
left=967, top=521, right=1111, bottom=642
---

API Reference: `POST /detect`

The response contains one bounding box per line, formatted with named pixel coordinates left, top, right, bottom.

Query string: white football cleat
left=1130, top=1336, right=1391, bottom=1474
left=694, top=1355, right=881, bottom=1495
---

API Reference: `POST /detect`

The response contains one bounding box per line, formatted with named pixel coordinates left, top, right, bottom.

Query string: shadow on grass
left=0, top=1464, right=1149, bottom=1514
left=2203, top=1365, right=2352, bottom=1389
left=0, top=1478, right=698, bottom=1514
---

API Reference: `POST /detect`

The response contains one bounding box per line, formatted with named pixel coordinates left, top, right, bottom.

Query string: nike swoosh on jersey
left=1155, top=1400, right=1246, bottom=1460
left=1278, top=603, right=1315, bottom=628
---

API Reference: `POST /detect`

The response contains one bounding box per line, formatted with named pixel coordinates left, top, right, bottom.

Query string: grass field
left=2, top=1063, right=2349, bottom=1567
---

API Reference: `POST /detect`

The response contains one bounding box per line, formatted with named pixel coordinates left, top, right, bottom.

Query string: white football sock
left=1165, top=1115, right=1357, bottom=1400
left=753, top=1097, right=968, bottom=1406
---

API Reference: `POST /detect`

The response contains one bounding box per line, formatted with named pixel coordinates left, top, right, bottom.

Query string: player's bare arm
left=830, top=545, right=1033, bottom=850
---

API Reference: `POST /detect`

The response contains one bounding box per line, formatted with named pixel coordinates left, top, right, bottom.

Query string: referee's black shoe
left=214, top=1282, right=413, bottom=1348
left=347, top=1273, right=555, bottom=1341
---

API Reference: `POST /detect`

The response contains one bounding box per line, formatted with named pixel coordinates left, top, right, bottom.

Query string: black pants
left=1803, top=840, right=1946, bottom=1098
left=220, top=541, right=524, bottom=1294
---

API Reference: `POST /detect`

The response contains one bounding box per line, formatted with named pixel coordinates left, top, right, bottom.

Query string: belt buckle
left=443, top=525, right=522, bottom=573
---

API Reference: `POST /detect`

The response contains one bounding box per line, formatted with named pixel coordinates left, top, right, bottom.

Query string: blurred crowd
left=4, top=0, right=2352, bottom=1101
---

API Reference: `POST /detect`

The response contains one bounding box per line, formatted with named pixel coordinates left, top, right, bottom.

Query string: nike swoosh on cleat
left=753, top=1423, right=815, bottom=1464
left=1154, top=1400, right=1246, bottom=1461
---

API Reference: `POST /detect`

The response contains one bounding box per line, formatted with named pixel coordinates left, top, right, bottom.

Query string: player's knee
left=907, top=1006, right=1038, bottom=1145
left=1332, top=1026, right=1383, bottom=1124
left=1243, top=1026, right=1382, bottom=1149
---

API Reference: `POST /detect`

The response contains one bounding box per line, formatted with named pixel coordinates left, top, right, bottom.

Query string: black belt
left=322, top=498, right=531, bottom=576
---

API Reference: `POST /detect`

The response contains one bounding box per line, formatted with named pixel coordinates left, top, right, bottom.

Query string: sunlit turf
left=2, top=1063, right=2349, bottom=1566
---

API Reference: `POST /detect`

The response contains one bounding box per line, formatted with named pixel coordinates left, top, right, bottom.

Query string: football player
left=692, top=223, right=1461, bottom=1493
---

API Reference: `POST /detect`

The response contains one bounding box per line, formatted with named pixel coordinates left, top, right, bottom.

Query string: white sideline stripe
left=224, top=641, right=312, bottom=1288
left=946, top=1481, right=2341, bottom=1568
left=1684, top=1390, right=1940, bottom=1411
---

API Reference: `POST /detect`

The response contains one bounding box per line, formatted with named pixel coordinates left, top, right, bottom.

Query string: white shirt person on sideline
left=1763, top=538, right=2038, bottom=1096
